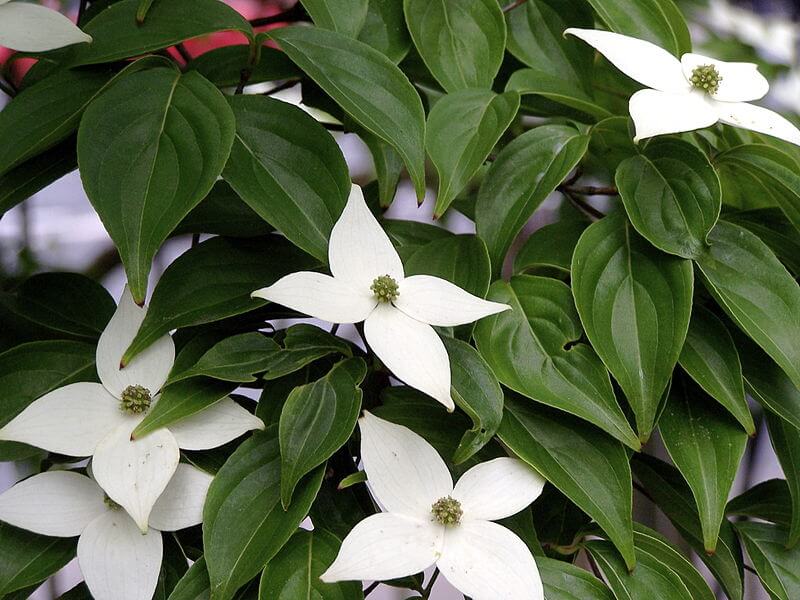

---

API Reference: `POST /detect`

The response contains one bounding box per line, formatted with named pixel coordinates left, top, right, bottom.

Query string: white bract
left=252, top=184, right=510, bottom=411
left=565, top=28, right=800, bottom=145
left=0, top=0, right=91, bottom=52
left=0, top=287, right=263, bottom=532
left=321, top=412, right=546, bottom=599
left=0, top=465, right=211, bottom=600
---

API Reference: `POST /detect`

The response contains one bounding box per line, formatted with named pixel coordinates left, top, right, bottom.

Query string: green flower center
left=431, top=496, right=463, bottom=526
left=104, top=494, right=121, bottom=510
left=370, top=275, right=399, bottom=303
left=120, top=384, right=151, bottom=414
left=690, top=64, right=723, bottom=95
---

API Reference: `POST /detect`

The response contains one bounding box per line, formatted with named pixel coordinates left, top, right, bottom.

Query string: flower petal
left=564, top=28, right=687, bottom=93
left=320, top=513, right=443, bottom=583
left=437, top=520, right=544, bottom=600
left=715, top=101, right=800, bottom=146
left=168, top=397, right=264, bottom=450
left=394, top=275, right=510, bottom=327
left=92, top=422, right=179, bottom=532
left=364, top=304, right=453, bottom=410
left=452, top=458, right=545, bottom=522
left=252, top=271, right=377, bottom=324
left=0, top=2, right=91, bottom=52
left=0, top=471, right=106, bottom=537
left=78, top=511, right=162, bottom=600
left=629, top=89, right=719, bottom=141
left=97, top=287, right=175, bottom=398
left=328, top=184, right=404, bottom=289
left=0, top=382, right=128, bottom=456
left=359, top=411, right=453, bottom=519
left=681, top=53, right=769, bottom=102
left=148, top=463, right=213, bottom=531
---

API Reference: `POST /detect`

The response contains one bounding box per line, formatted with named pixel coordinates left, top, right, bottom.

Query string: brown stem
left=561, top=184, right=618, bottom=196
left=502, top=0, right=528, bottom=12
left=563, top=190, right=605, bottom=220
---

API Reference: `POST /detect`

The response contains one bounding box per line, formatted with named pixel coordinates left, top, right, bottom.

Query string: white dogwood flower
left=0, top=287, right=263, bottom=532
left=252, top=184, right=510, bottom=411
left=320, top=412, right=546, bottom=599
left=0, top=0, right=91, bottom=52
left=0, top=465, right=211, bottom=600
left=565, top=28, right=800, bottom=145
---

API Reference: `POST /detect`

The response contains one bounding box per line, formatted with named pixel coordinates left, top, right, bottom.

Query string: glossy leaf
left=476, top=125, right=589, bottom=276
left=426, top=90, right=519, bottom=217
left=279, top=358, right=366, bottom=507
left=167, top=557, right=210, bottom=600
left=727, top=479, right=793, bottom=528
left=223, top=95, right=350, bottom=263
left=187, top=46, right=300, bottom=89
left=263, top=325, right=353, bottom=381
left=269, top=26, right=426, bottom=198
left=0, top=523, right=75, bottom=595
left=300, top=0, right=368, bottom=37
left=513, top=218, right=588, bottom=274
left=506, top=69, right=611, bottom=122
left=538, top=557, right=612, bottom=600
left=169, top=333, right=278, bottom=384
left=357, top=0, right=411, bottom=63
left=678, top=305, right=753, bottom=434
left=358, top=130, right=403, bottom=208
left=204, top=427, right=325, bottom=600
left=475, top=275, right=639, bottom=449
left=175, top=181, right=272, bottom=239
left=572, top=212, right=693, bottom=440
left=616, top=139, right=721, bottom=258
left=659, top=376, right=747, bottom=552
left=78, top=66, right=235, bottom=303
left=403, top=0, right=505, bottom=92
left=725, top=208, right=800, bottom=274
left=766, top=413, right=800, bottom=548
left=499, top=397, right=636, bottom=569
left=736, top=521, right=800, bottom=600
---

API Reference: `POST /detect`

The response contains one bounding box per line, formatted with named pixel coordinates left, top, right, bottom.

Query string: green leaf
left=175, top=181, right=272, bottom=239
left=659, top=376, right=747, bottom=552
left=735, top=521, right=800, bottom=600
left=506, top=69, right=611, bottom=122
left=403, top=234, right=490, bottom=298
left=403, top=0, right=505, bottom=92
left=583, top=0, right=692, bottom=56
left=584, top=539, right=692, bottom=600
left=357, top=0, right=411, bottom=63
left=357, top=131, right=404, bottom=208
left=727, top=479, right=793, bottom=528
left=78, top=66, right=235, bottom=303
left=0, top=523, right=75, bottom=595
left=475, top=275, right=640, bottom=450
left=499, top=397, right=636, bottom=570
left=442, top=337, right=503, bottom=464
left=74, top=0, right=252, bottom=65
left=632, top=454, right=744, bottom=600
left=258, top=529, right=363, bottom=599
left=263, top=324, right=353, bottom=381
left=223, top=95, right=350, bottom=263
left=279, top=358, right=365, bottom=507
left=475, top=125, right=589, bottom=276
left=133, top=377, right=237, bottom=439
left=695, top=221, right=800, bottom=392
left=269, top=26, right=426, bottom=198
left=725, top=208, right=800, bottom=275
left=204, top=427, right=324, bottom=600
left=513, top=218, right=588, bottom=274
left=588, top=116, right=638, bottom=176
left=538, top=557, right=612, bottom=599
left=714, top=144, right=800, bottom=232
left=300, top=0, right=368, bottom=37
left=167, top=556, right=210, bottom=600
left=169, top=333, right=279, bottom=384
left=678, top=306, right=753, bottom=434
left=426, top=90, right=519, bottom=217
left=123, top=236, right=318, bottom=363
left=616, top=139, right=721, bottom=259
left=572, top=212, right=693, bottom=440
left=766, top=413, right=800, bottom=547
left=187, top=45, right=300, bottom=88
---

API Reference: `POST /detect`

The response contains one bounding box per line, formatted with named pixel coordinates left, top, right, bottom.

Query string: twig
left=563, top=190, right=605, bottom=220
left=250, top=3, right=306, bottom=27
left=0, top=77, right=15, bottom=98
left=632, top=480, right=655, bottom=502
left=743, top=564, right=758, bottom=575
left=422, top=569, right=440, bottom=598
left=585, top=550, right=604, bottom=579
left=175, top=43, right=193, bottom=64
left=364, top=582, right=380, bottom=596
left=261, top=79, right=300, bottom=97
left=77, top=0, right=88, bottom=25
left=561, top=184, right=618, bottom=196
left=191, top=233, right=200, bottom=248
left=502, top=0, right=528, bottom=12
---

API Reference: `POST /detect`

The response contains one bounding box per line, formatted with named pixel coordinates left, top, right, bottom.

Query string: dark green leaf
left=357, top=130, right=404, bottom=208
left=357, top=0, right=411, bottom=63
left=513, top=218, right=588, bottom=274
left=175, top=181, right=272, bottom=238
left=123, top=236, right=318, bottom=363
left=300, top=0, right=368, bottom=37
left=264, top=325, right=352, bottom=381
left=735, top=521, right=800, bottom=600
left=588, top=116, right=638, bottom=176
left=617, top=139, right=721, bottom=258
left=572, top=212, right=693, bottom=440
left=187, top=45, right=300, bottom=90
left=279, top=358, right=365, bottom=506
left=204, top=427, right=324, bottom=600
left=0, top=523, right=75, bottom=595
left=167, top=556, right=210, bottom=600
left=506, top=69, right=611, bottom=122
left=475, top=275, right=640, bottom=450
left=78, top=66, right=235, bottom=302
left=269, top=26, right=426, bottom=198
left=223, top=94, right=350, bottom=262
left=426, top=90, right=519, bottom=217
left=678, top=305, right=753, bottom=434
left=538, top=557, right=612, bottom=599
left=499, top=397, right=636, bottom=569
left=659, top=376, right=747, bottom=552
left=476, top=125, right=589, bottom=276
left=258, top=529, right=363, bottom=599
left=727, top=479, right=793, bottom=528
left=766, top=413, right=800, bottom=547
left=725, top=208, right=800, bottom=274
left=170, top=333, right=279, bottom=384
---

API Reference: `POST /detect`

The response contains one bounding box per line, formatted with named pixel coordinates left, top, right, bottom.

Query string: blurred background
left=1, top=0, right=799, bottom=598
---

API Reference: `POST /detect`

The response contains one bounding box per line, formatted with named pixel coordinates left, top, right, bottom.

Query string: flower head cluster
left=321, top=412, right=547, bottom=600
left=566, top=28, right=800, bottom=145
left=0, top=0, right=91, bottom=52
left=252, top=184, right=511, bottom=411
